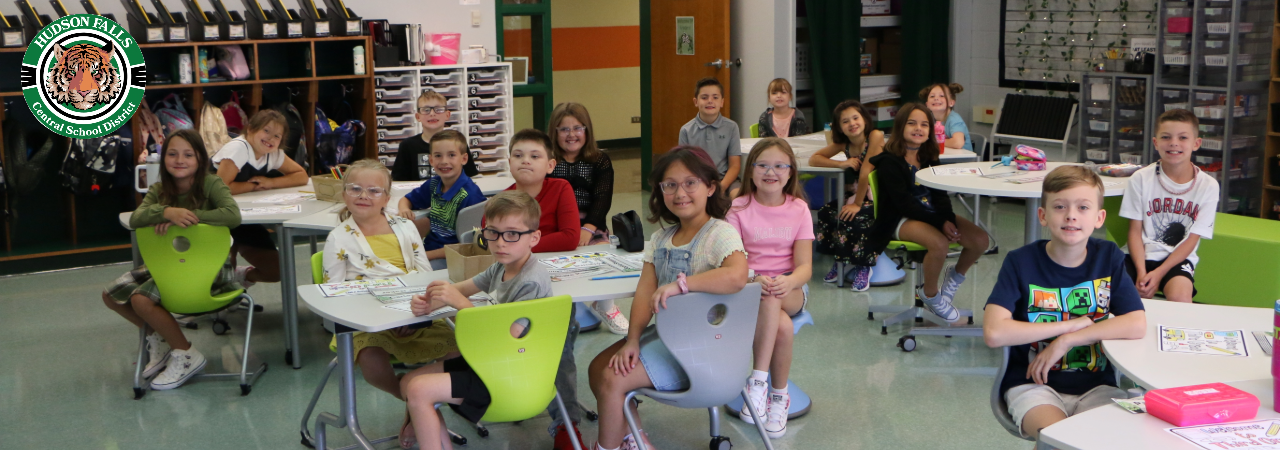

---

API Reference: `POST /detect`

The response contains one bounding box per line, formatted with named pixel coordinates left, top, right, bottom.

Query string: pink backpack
left=221, top=91, right=248, bottom=134
left=216, top=46, right=251, bottom=80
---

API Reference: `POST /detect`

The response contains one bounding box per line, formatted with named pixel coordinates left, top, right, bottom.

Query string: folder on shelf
left=150, top=0, right=188, bottom=42
left=210, top=0, right=245, bottom=40
left=240, top=0, right=276, bottom=38
left=294, top=0, right=327, bottom=37
left=321, top=0, right=357, bottom=36
left=181, top=0, right=221, bottom=40
left=267, top=0, right=301, bottom=37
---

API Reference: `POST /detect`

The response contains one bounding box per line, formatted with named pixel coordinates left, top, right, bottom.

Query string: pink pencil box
left=1013, top=144, right=1047, bottom=171
left=1146, top=383, right=1259, bottom=427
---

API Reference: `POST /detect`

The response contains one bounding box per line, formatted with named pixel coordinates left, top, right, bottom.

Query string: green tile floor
left=0, top=193, right=1070, bottom=449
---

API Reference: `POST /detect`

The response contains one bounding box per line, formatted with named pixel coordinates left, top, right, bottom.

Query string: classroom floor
left=0, top=151, right=1071, bottom=449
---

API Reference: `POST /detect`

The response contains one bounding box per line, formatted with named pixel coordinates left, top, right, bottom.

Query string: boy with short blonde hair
left=984, top=165, right=1147, bottom=441
left=392, top=91, right=451, bottom=181
left=1120, top=108, right=1220, bottom=303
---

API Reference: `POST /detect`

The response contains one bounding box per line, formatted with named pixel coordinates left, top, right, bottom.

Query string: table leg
left=1024, top=198, right=1041, bottom=245
left=835, top=172, right=845, bottom=288
left=314, top=332, right=375, bottom=450
left=278, top=225, right=301, bottom=369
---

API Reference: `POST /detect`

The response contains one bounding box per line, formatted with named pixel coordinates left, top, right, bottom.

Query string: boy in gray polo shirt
left=679, top=77, right=742, bottom=192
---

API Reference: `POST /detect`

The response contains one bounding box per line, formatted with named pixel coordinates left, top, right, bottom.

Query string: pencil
left=1206, top=345, right=1240, bottom=355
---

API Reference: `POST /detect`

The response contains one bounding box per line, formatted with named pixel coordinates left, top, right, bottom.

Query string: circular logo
left=21, top=14, right=145, bottom=139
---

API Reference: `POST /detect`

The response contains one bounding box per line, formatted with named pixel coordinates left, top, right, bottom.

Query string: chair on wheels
left=863, top=171, right=983, bottom=351
left=725, top=286, right=814, bottom=419
left=623, top=284, right=775, bottom=450
left=132, top=224, right=267, bottom=399
left=455, top=294, right=585, bottom=450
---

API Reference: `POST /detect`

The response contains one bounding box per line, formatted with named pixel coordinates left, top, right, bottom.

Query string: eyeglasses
left=556, top=125, right=586, bottom=135
left=344, top=184, right=387, bottom=198
left=418, top=106, right=448, bottom=114
left=752, top=163, right=792, bottom=174
left=658, top=179, right=704, bottom=194
left=481, top=227, right=536, bottom=242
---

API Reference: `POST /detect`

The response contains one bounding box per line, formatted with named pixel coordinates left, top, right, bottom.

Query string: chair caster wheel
left=914, top=316, right=924, bottom=323
left=133, top=387, right=145, bottom=399
left=880, top=326, right=887, bottom=335
left=253, top=304, right=264, bottom=312
left=476, top=426, right=489, bottom=438
left=182, top=322, right=199, bottom=330
left=585, top=410, right=599, bottom=421
left=967, top=316, right=975, bottom=325
left=300, top=431, right=316, bottom=448
left=451, top=435, right=467, bottom=446
left=212, top=320, right=230, bottom=335
left=898, top=335, right=917, bottom=352
left=241, top=384, right=252, bottom=396
left=867, top=312, right=874, bottom=320
left=710, top=436, right=732, bottom=450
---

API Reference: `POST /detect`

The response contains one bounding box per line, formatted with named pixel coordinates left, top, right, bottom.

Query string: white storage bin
left=469, top=97, right=506, bottom=110
left=467, top=84, right=505, bottom=97
left=377, top=102, right=415, bottom=115
left=1087, top=106, right=1106, bottom=116
left=1118, top=139, right=1137, bottom=151
left=469, top=134, right=509, bottom=149
left=377, top=127, right=417, bottom=141
left=1164, top=53, right=1189, bottom=65
left=375, top=88, right=414, bottom=102
left=424, top=85, right=462, bottom=98
left=421, top=72, right=462, bottom=86
left=374, top=73, right=414, bottom=88
left=1120, top=152, right=1142, bottom=165
left=1089, top=120, right=1110, bottom=132
left=378, top=142, right=400, bottom=154
left=1086, top=149, right=1109, bottom=161
left=466, top=70, right=506, bottom=84
left=1086, top=136, right=1109, bottom=147
left=377, top=115, right=417, bottom=127
left=469, top=108, right=508, bottom=123
left=1163, top=102, right=1189, bottom=112
left=469, top=122, right=507, bottom=136
left=1206, top=22, right=1253, bottom=34
left=1119, top=109, right=1140, bottom=119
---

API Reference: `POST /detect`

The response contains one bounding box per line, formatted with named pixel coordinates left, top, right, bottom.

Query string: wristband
left=581, top=227, right=595, bottom=233
left=676, top=272, right=689, bottom=294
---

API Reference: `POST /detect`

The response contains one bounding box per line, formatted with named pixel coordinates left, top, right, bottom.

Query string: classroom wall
left=949, top=0, right=1003, bottom=137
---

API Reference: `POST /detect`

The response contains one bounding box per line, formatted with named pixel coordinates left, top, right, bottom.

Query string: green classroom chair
left=1102, top=195, right=1129, bottom=248
left=132, top=224, right=266, bottom=399
left=749, top=122, right=760, bottom=138
left=455, top=295, right=583, bottom=449
left=865, top=171, right=977, bottom=351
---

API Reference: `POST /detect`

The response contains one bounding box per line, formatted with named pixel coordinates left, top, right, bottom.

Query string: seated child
left=101, top=129, right=241, bottom=390
left=323, top=159, right=458, bottom=449
left=810, top=100, right=886, bottom=290
left=392, top=90, right=451, bottom=182
left=396, top=130, right=486, bottom=271
left=495, top=128, right=581, bottom=253
left=920, top=83, right=972, bottom=151
left=588, top=146, right=749, bottom=450
left=211, top=109, right=309, bottom=285
left=679, top=77, right=742, bottom=192
left=1120, top=108, right=1219, bottom=303
left=727, top=138, right=813, bottom=438
left=984, top=165, right=1147, bottom=440
left=402, top=191, right=577, bottom=450
left=756, top=78, right=808, bottom=138
left=865, top=103, right=989, bottom=323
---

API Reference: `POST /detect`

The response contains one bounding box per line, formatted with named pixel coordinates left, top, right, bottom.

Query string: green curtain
left=803, top=0, right=861, bottom=128
left=900, top=0, right=950, bottom=104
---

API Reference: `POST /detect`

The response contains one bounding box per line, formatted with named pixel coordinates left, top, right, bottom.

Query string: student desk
left=1038, top=378, right=1277, bottom=450
left=300, top=244, right=643, bottom=449
left=914, top=162, right=1129, bottom=244
left=1101, top=299, right=1273, bottom=390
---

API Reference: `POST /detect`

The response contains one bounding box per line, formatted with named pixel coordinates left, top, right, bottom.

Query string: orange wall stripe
left=552, top=26, right=640, bottom=71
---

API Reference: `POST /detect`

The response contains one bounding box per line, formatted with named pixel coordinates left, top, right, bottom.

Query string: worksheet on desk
left=1158, top=325, right=1249, bottom=357
left=319, top=277, right=407, bottom=297
left=539, top=252, right=617, bottom=281
left=1169, top=419, right=1280, bottom=449
left=931, top=166, right=983, bottom=176
left=240, top=204, right=302, bottom=216
left=251, top=193, right=316, bottom=204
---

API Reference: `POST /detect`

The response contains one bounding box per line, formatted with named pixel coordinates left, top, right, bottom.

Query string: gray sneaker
left=918, top=285, right=960, bottom=323
left=939, top=265, right=966, bottom=305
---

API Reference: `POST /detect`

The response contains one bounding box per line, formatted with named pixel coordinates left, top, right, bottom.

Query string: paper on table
left=240, top=204, right=302, bottom=216
left=392, top=181, right=423, bottom=190
left=1104, top=181, right=1122, bottom=187
left=602, top=253, right=643, bottom=272
left=1169, top=419, right=1280, bottom=449
left=1112, top=397, right=1146, bottom=414
left=251, top=193, right=316, bottom=203
left=931, top=166, right=983, bottom=176
left=796, top=134, right=827, bottom=141
left=1158, top=324, right=1249, bottom=357
left=540, top=252, right=614, bottom=269
left=319, top=277, right=406, bottom=297
left=383, top=298, right=495, bottom=320
left=370, top=285, right=427, bottom=304
left=1006, top=176, right=1046, bottom=184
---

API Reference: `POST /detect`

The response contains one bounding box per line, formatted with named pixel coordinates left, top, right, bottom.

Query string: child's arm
left=850, top=134, right=885, bottom=206
left=192, top=177, right=243, bottom=228
left=531, top=182, right=581, bottom=252
left=1138, top=234, right=1200, bottom=296
left=612, top=263, right=660, bottom=376
left=944, top=131, right=967, bottom=150
left=129, top=184, right=169, bottom=229
left=1026, top=310, right=1146, bottom=384
left=808, top=143, right=858, bottom=170
left=720, top=155, right=741, bottom=191
left=794, top=109, right=809, bottom=135
left=247, top=154, right=309, bottom=190
left=413, top=279, right=481, bottom=315
left=652, top=250, right=749, bottom=311
left=397, top=184, right=430, bottom=221
left=216, top=159, right=259, bottom=195
left=319, top=233, right=347, bottom=283
left=770, top=239, right=813, bottom=298
left=678, top=126, right=690, bottom=146
left=983, top=304, right=1096, bottom=348
left=1126, top=219, right=1151, bottom=294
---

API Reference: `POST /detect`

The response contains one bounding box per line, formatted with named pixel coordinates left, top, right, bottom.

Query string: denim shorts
left=636, top=324, right=689, bottom=391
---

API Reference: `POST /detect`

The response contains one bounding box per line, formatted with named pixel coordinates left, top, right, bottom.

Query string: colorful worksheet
left=1112, top=397, right=1146, bottom=414
left=539, top=252, right=619, bottom=281
left=931, top=166, right=983, bottom=176
left=602, top=253, right=644, bottom=273
left=1159, top=325, right=1249, bottom=357
left=318, top=277, right=406, bottom=297
left=1169, top=419, right=1280, bottom=449
left=369, top=285, right=427, bottom=304
left=1006, top=175, right=1047, bottom=184
left=239, top=204, right=302, bottom=216
left=392, top=181, right=423, bottom=190
left=251, top=193, right=316, bottom=204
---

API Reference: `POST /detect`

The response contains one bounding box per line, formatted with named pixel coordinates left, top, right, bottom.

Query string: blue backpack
left=314, top=106, right=365, bottom=173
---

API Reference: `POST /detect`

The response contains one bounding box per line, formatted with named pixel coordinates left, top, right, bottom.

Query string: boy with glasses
left=392, top=91, right=452, bottom=182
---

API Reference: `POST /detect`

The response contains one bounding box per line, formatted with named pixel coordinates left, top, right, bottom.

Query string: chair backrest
left=455, top=295, right=572, bottom=423
left=455, top=200, right=488, bottom=244
left=648, top=283, right=763, bottom=408
left=749, top=123, right=760, bottom=138
left=1102, top=195, right=1128, bottom=248
left=970, top=132, right=988, bottom=161
left=991, top=347, right=1029, bottom=441
left=868, top=170, right=882, bottom=220
left=311, top=252, right=324, bottom=284
left=136, top=224, right=239, bottom=315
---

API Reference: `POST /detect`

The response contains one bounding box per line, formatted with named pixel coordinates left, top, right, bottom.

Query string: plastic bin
left=1146, top=383, right=1259, bottom=427
left=375, top=88, right=414, bottom=102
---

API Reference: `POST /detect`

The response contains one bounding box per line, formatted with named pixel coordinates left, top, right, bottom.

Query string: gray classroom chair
left=992, top=346, right=1135, bottom=450
left=622, top=283, right=775, bottom=450
left=455, top=199, right=489, bottom=245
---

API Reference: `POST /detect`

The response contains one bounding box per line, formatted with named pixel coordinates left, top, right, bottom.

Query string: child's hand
left=427, top=281, right=468, bottom=309
left=942, top=221, right=962, bottom=242
left=651, top=282, right=683, bottom=312
left=162, top=207, right=200, bottom=227
left=579, top=229, right=594, bottom=246
left=396, top=208, right=417, bottom=220
left=248, top=176, right=274, bottom=190
left=1136, top=271, right=1162, bottom=298
left=409, top=293, right=432, bottom=316
left=154, top=222, right=171, bottom=236
left=845, top=158, right=862, bottom=171
left=1026, top=337, right=1073, bottom=385
left=1067, top=314, right=1096, bottom=333
left=392, top=326, right=416, bottom=338
left=609, top=339, right=641, bottom=376
left=768, top=274, right=798, bottom=298
left=839, top=204, right=862, bottom=221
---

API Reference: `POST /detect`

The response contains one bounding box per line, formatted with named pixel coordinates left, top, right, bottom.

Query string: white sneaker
left=150, top=347, right=206, bottom=390
left=740, top=378, right=769, bottom=424
left=764, top=390, right=790, bottom=439
left=592, top=302, right=629, bottom=335
left=234, top=266, right=256, bottom=289
left=143, top=332, right=171, bottom=378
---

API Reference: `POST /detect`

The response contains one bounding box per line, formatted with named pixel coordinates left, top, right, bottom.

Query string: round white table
left=914, top=162, right=1129, bottom=244
left=1102, top=299, right=1273, bottom=390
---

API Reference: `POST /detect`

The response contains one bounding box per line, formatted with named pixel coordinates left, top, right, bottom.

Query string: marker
left=591, top=273, right=640, bottom=281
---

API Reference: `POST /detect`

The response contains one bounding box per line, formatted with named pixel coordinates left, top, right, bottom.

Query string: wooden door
left=651, top=0, right=732, bottom=157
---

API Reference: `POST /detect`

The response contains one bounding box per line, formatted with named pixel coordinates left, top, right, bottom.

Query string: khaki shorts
left=1005, top=383, right=1126, bottom=438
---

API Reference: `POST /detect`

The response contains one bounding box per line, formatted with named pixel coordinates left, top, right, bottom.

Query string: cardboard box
left=312, top=175, right=344, bottom=202
left=444, top=243, right=495, bottom=282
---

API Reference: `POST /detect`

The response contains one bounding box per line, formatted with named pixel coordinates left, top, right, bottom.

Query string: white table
left=300, top=244, right=642, bottom=449
left=1102, top=299, right=1273, bottom=390
left=1039, top=378, right=1279, bottom=450
left=914, top=162, right=1130, bottom=244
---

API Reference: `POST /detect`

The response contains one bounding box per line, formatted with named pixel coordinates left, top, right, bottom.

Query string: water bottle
left=353, top=45, right=366, bottom=75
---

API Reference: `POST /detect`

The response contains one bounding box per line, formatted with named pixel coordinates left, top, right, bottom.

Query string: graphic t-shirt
left=725, top=196, right=814, bottom=277
left=986, top=238, right=1144, bottom=396
left=1119, top=164, right=1220, bottom=265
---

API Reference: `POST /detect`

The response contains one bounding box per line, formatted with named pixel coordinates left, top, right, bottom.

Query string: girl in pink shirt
left=725, top=137, right=813, bottom=438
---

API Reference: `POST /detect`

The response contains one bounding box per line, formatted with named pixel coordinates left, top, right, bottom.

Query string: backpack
left=221, top=92, right=248, bottom=134
left=315, top=106, right=365, bottom=173
left=273, top=102, right=308, bottom=172
left=215, top=45, right=251, bottom=80
left=199, top=102, right=231, bottom=151
left=135, top=98, right=164, bottom=155
left=61, top=133, right=131, bottom=195
left=2, top=119, right=57, bottom=196
left=153, top=93, right=194, bottom=136
left=611, top=210, right=644, bottom=253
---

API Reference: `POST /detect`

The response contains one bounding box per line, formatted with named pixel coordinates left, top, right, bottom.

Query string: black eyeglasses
left=418, top=106, right=448, bottom=114
left=481, top=228, right=536, bottom=242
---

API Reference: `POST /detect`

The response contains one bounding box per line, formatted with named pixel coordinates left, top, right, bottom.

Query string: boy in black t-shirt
left=983, top=165, right=1147, bottom=440
left=391, top=91, right=450, bottom=181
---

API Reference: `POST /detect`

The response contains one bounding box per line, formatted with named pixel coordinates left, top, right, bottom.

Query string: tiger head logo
left=45, top=41, right=122, bottom=111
